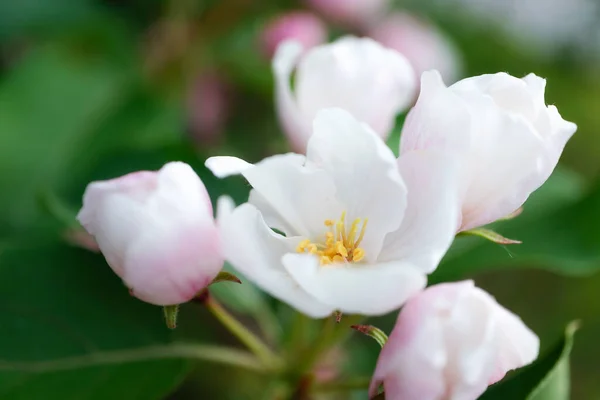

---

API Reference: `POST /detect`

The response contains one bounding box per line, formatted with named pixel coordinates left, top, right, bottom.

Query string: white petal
left=205, top=156, right=254, bottom=178
left=273, top=39, right=313, bottom=152
left=220, top=203, right=334, bottom=318
left=307, top=108, right=407, bottom=261
left=282, top=253, right=426, bottom=315
left=378, top=150, right=461, bottom=272
left=400, top=70, right=472, bottom=156
left=459, top=106, right=546, bottom=230
left=296, top=36, right=416, bottom=139
left=242, top=153, right=344, bottom=238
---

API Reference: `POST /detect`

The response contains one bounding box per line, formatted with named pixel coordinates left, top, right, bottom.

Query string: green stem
left=312, top=376, right=371, bottom=393
left=0, top=343, right=266, bottom=373
left=205, top=295, right=284, bottom=369
left=296, top=314, right=364, bottom=375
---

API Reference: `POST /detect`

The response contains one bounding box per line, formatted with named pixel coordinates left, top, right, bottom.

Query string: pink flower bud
left=77, top=162, right=223, bottom=306
left=260, top=11, right=327, bottom=59
left=369, top=13, right=462, bottom=84
left=305, top=0, right=389, bottom=28
left=187, top=72, right=231, bottom=147
left=370, top=281, right=539, bottom=400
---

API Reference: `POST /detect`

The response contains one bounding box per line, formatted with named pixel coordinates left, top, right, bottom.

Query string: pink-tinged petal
left=307, top=108, right=407, bottom=261
left=125, top=222, right=222, bottom=305
left=371, top=281, right=539, bottom=400
left=273, top=40, right=313, bottom=152
left=77, top=162, right=223, bottom=305
left=378, top=150, right=461, bottom=272
left=305, top=0, right=389, bottom=28
left=368, top=12, right=463, bottom=84
left=260, top=12, right=327, bottom=59
left=282, top=253, right=426, bottom=315
left=220, top=203, right=334, bottom=318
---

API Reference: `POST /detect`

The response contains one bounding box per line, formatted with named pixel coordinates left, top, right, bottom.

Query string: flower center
left=296, top=211, right=368, bottom=265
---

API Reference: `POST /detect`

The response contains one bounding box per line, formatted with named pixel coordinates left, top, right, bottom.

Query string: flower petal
left=400, top=70, right=472, bottom=156
left=378, top=150, right=461, bottom=272
left=296, top=36, right=416, bottom=139
left=307, top=108, right=407, bottom=261
left=273, top=39, right=313, bottom=152
left=282, top=253, right=426, bottom=315
left=220, top=203, right=334, bottom=318
left=205, top=156, right=254, bottom=178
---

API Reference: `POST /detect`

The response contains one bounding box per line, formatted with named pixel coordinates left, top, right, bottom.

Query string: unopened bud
left=260, top=11, right=327, bottom=59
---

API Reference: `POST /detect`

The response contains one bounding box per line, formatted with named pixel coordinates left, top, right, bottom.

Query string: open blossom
left=259, top=11, right=327, bottom=59
left=207, top=108, right=459, bottom=317
left=400, top=70, right=577, bottom=231
left=368, top=12, right=462, bottom=84
left=273, top=36, right=416, bottom=152
left=77, top=162, right=223, bottom=306
left=370, top=280, right=539, bottom=400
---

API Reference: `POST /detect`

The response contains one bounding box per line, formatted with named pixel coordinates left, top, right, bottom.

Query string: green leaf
left=480, top=321, right=578, bottom=400
left=0, top=0, right=97, bottom=40
left=0, top=241, right=192, bottom=399
left=0, top=45, right=130, bottom=234
left=458, top=228, right=521, bottom=245
left=432, top=168, right=599, bottom=282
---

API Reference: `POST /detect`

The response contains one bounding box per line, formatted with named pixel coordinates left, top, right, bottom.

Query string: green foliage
left=480, top=321, right=578, bottom=400
left=0, top=241, right=191, bottom=399
left=433, top=168, right=600, bottom=282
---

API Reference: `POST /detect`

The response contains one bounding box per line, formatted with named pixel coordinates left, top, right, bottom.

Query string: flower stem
left=0, top=343, right=267, bottom=373
left=295, top=314, right=363, bottom=375
left=204, top=295, right=284, bottom=369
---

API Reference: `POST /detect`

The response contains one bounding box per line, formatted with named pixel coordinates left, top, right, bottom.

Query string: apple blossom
left=77, top=162, right=223, bottom=306
left=273, top=36, right=416, bottom=152
left=259, top=11, right=327, bottom=59
left=370, top=280, right=539, bottom=400
left=207, top=108, right=460, bottom=317
left=400, top=70, right=577, bottom=231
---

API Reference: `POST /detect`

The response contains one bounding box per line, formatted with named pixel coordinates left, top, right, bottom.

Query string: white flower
left=273, top=36, right=416, bottom=152
left=77, top=162, right=223, bottom=306
left=400, top=70, right=577, bottom=231
left=370, top=280, right=540, bottom=400
left=207, top=108, right=459, bottom=317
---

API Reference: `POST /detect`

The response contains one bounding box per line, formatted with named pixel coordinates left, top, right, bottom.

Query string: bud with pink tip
left=369, top=12, right=462, bottom=84
left=305, top=0, right=389, bottom=28
left=370, top=281, right=539, bottom=400
left=259, top=11, right=327, bottom=59
left=77, top=162, right=223, bottom=306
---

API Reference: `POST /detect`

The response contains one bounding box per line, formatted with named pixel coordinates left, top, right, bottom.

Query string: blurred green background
left=0, top=0, right=599, bottom=399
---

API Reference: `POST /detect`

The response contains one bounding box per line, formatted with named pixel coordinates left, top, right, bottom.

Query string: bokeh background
left=1, top=0, right=599, bottom=399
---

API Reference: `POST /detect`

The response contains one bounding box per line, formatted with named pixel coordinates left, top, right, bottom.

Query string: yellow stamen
left=295, top=211, right=368, bottom=266
left=296, top=239, right=311, bottom=252
left=352, top=248, right=365, bottom=262
left=335, top=241, right=348, bottom=258
left=355, top=219, right=368, bottom=248
left=332, top=255, right=346, bottom=263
